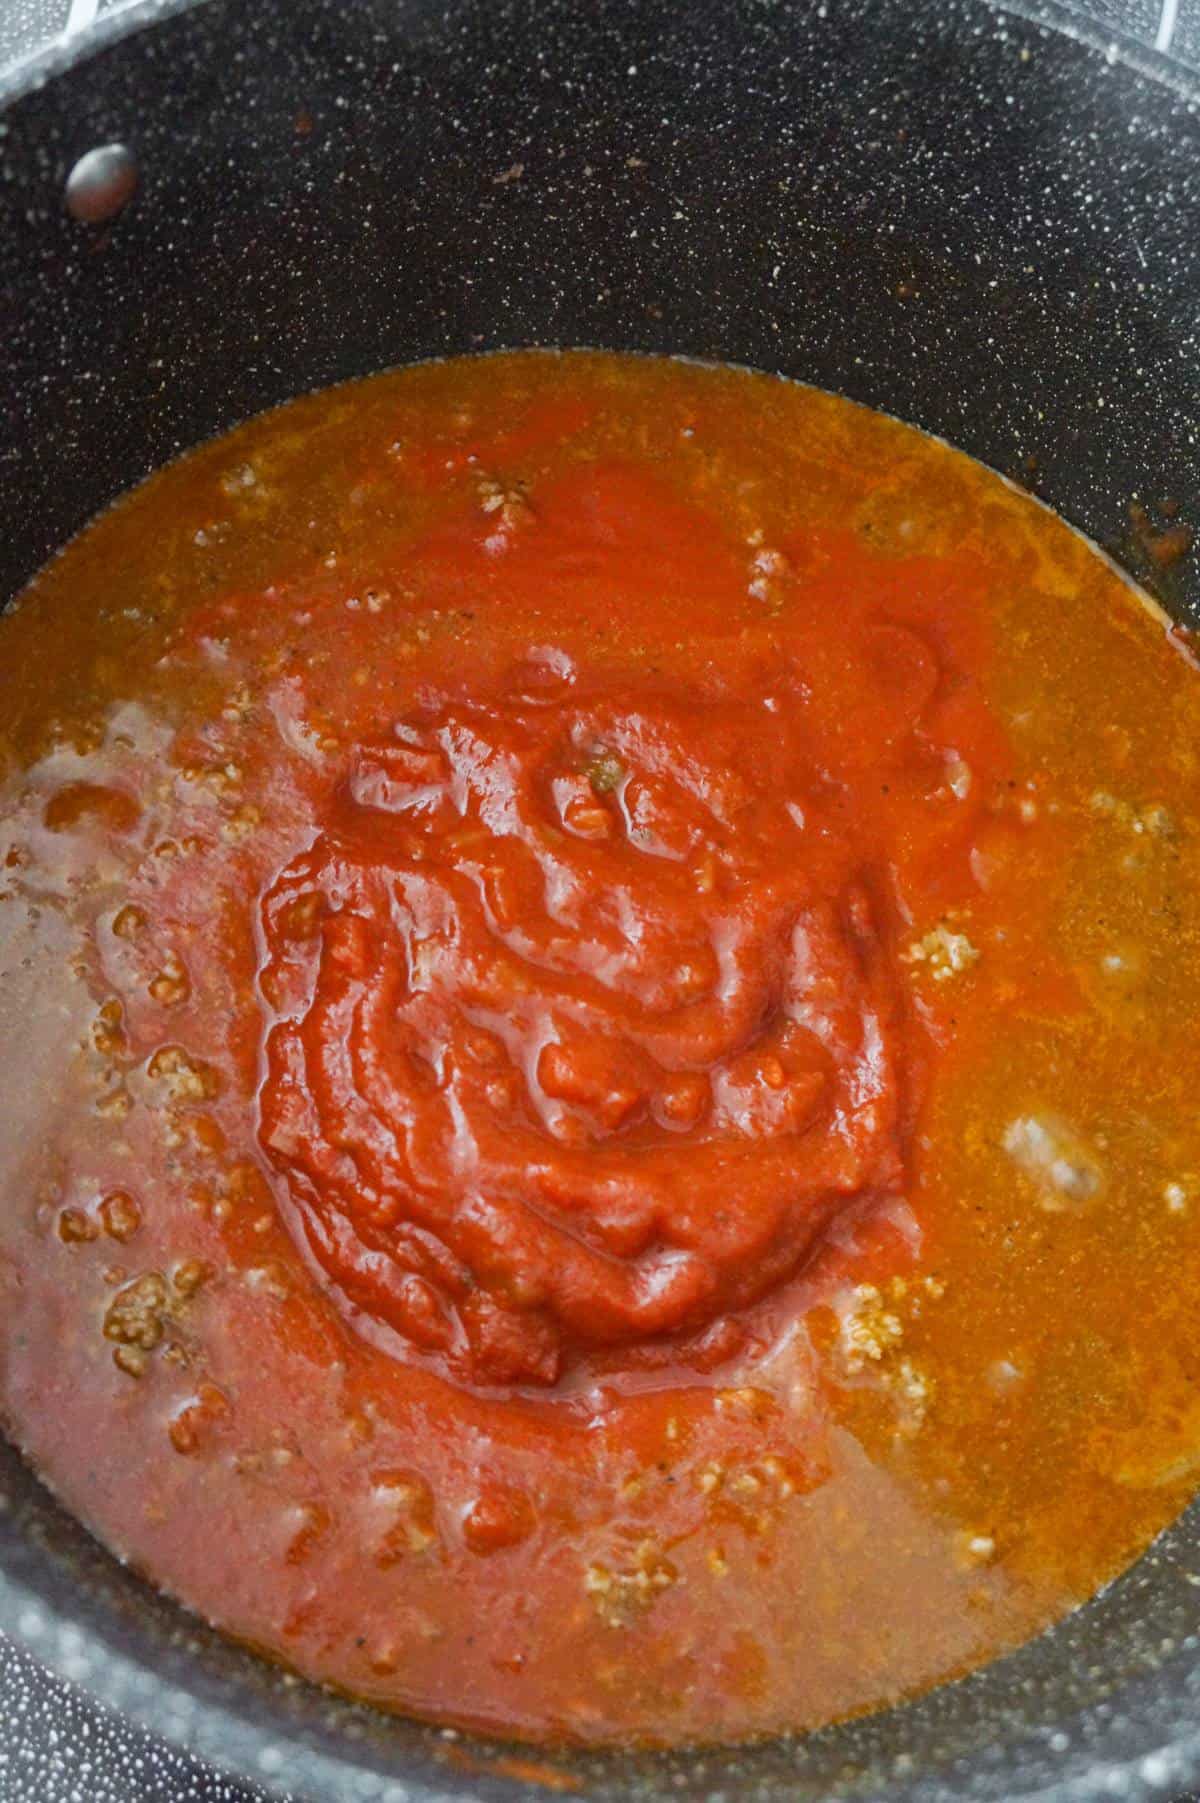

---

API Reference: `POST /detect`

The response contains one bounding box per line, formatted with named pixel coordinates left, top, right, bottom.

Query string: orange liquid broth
left=2, top=350, right=1200, bottom=1749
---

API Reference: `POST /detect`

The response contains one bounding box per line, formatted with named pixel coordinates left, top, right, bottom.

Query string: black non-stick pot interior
left=3, top=2, right=1200, bottom=1798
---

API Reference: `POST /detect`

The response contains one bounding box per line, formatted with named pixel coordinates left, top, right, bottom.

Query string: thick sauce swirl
left=252, top=454, right=997, bottom=1387
left=259, top=677, right=905, bottom=1384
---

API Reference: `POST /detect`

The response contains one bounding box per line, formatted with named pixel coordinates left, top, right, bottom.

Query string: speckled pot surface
left=3, top=1, right=1200, bottom=1798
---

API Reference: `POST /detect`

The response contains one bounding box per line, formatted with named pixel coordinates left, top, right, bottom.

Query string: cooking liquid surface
left=2, top=352, right=1200, bottom=1745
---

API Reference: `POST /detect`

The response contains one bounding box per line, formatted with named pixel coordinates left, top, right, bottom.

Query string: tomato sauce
left=3, top=352, right=1200, bottom=1746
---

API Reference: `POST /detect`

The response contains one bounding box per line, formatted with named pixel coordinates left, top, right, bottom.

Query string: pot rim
left=4, top=3, right=1200, bottom=1800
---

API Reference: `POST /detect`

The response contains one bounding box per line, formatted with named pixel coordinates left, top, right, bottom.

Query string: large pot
left=3, top=2, right=1200, bottom=1798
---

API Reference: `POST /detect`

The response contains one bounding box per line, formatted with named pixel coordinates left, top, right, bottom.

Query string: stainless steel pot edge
left=0, top=0, right=206, bottom=95
left=993, top=0, right=1200, bottom=93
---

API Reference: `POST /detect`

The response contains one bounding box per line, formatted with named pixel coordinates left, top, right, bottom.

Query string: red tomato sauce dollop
left=251, top=459, right=1001, bottom=1390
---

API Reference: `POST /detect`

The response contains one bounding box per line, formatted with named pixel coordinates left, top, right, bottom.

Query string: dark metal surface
left=0, top=1632, right=284, bottom=1803
left=3, top=1, right=1200, bottom=1798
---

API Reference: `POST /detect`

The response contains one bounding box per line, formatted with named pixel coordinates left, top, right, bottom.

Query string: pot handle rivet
left=64, top=142, right=139, bottom=224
